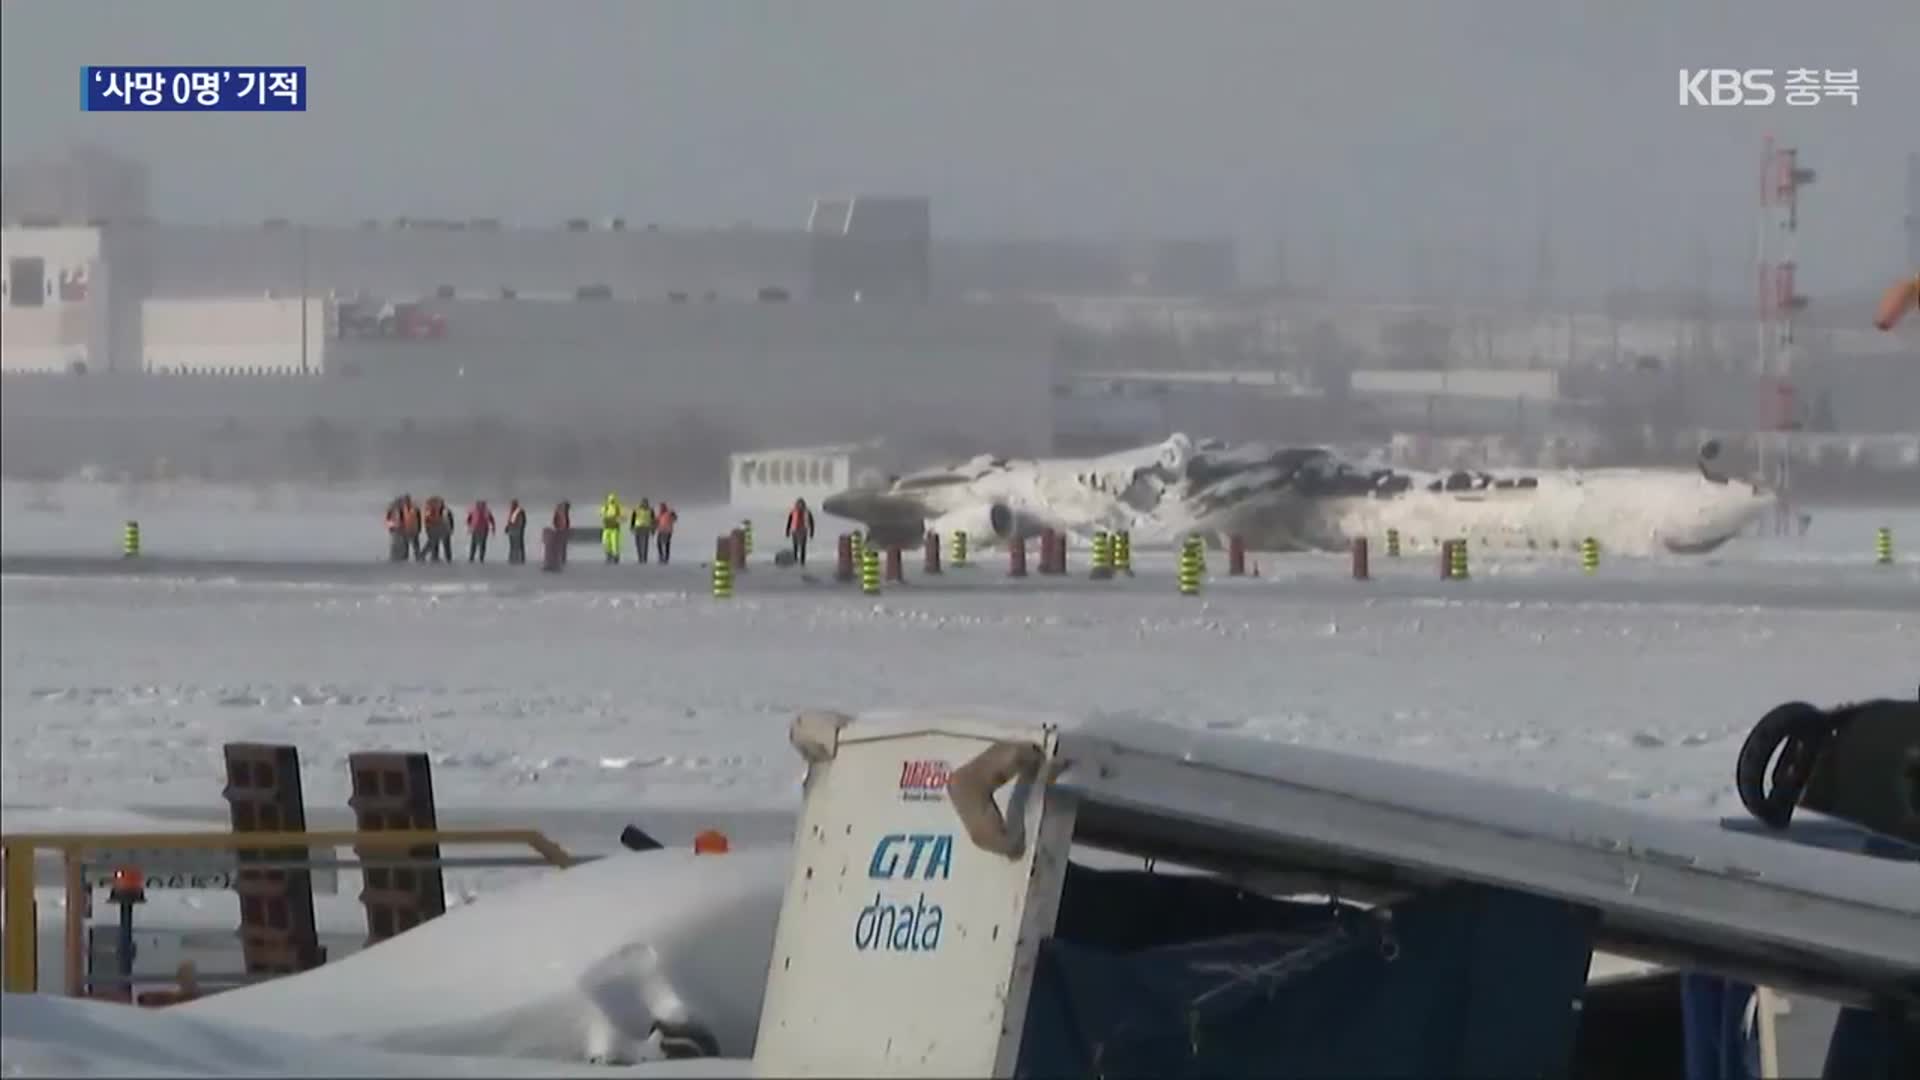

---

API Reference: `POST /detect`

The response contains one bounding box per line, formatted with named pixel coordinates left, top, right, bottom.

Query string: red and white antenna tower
left=1756, top=136, right=1814, bottom=534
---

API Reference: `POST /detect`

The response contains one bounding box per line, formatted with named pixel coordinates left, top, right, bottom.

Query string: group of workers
left=384, top=495, right=533, bottom=564
left=381, top=493, right=821, bottom=569
left=382, top=495, right=684, bottom=566
left=594, top=494, right=680, bottom=564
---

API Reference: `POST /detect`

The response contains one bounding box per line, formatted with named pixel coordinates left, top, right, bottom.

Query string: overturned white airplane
left=819, top=434, right=1777, bottom=557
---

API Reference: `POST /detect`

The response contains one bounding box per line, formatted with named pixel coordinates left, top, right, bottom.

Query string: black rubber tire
left=1735, top=701, right=1835, bottom=829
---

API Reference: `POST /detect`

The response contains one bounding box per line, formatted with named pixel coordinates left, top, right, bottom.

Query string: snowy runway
left=4, top=564, right=1913, bottom=829
left=5, top=546, right=1918, bottom=613
left=3, top=482, right=1916, bottom=832
left=2, top=484, right=1917, bottom=1077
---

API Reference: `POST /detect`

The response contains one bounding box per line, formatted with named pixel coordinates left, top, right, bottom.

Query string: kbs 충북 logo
left=898, top=759, right=950, bottom=802
left=1677, top=68, right=1859, bottom=107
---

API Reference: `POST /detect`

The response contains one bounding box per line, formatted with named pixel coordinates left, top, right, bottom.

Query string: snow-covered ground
left=3, top=480, right=1916, bottom=824
left=1, top=479, right=1915, bottom=1074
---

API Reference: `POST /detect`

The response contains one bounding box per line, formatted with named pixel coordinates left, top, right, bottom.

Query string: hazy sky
left=3, top=0, right=1915, bottom=299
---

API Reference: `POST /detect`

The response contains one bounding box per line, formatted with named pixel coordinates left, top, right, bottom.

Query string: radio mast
left=1756, top=137, right=1813, bottom=534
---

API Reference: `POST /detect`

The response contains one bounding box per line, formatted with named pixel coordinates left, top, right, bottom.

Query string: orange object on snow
left=693, top=829, right=730, bottom=854
left=1874, top=273, right=1919, bottom=331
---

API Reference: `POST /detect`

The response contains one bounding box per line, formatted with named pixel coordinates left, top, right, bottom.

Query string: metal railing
left=1, top=827, right=578, bottom=995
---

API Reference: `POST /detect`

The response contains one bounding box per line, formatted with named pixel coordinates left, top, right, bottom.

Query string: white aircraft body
left=818, top=434, right=1777, bottom=556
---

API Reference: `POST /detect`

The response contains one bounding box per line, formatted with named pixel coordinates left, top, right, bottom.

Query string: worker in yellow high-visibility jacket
left=601, top=493, right=623, bottom=564
left=630, top=499, right=655, bottom=564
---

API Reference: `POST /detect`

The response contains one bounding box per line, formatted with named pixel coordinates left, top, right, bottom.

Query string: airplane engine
left=988, top=503, right=1058, bottom=541
left=928, top=503, right=1053, bottom=545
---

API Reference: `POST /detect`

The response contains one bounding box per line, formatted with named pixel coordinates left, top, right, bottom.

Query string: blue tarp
left=1015, top=878, right=1596, bottom=1078
left=1681, top=973, right=1919, bottom=1080
left=1680, top=974, right=1761, bottom=1080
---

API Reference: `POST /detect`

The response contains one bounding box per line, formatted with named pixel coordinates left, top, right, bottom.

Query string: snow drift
left=0, top=993, right=744, bottom=1078
left=178, top=847, right=787, bottom=1065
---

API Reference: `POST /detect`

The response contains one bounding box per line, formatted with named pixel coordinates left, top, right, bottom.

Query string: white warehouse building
left=728, top=443, right=893, bottom=510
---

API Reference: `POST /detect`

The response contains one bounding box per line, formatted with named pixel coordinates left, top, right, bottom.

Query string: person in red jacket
left=466, top=500, right=496, bottom=563
left=786, top=498, right=817, bottom=566
left=653, top=503, right=676, bottom=564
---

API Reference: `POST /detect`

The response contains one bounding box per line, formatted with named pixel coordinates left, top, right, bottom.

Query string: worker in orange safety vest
left=466, top=500, right=496, bottom=563
left=786, top=498, right=816, bottom=566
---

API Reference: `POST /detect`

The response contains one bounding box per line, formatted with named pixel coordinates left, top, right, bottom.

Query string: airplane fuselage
left=819, top=436, right=1776, bottom=558
left=1261, top=468, right=1777, bottom=556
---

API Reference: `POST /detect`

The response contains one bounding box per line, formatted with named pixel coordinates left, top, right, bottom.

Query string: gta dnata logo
left=853, top=832, right=952, bottom=954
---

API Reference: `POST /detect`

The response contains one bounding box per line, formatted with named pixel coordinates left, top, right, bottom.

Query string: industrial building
left=727, top=443, right=892, bottom=511
left=3, top=145, right=1911, bottom=499
left=2, top=149, right=1060, bottom=491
